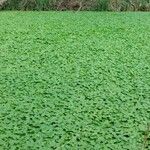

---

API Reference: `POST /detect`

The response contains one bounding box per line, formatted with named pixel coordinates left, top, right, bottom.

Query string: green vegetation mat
left=0, top=12, right=150, bottom=150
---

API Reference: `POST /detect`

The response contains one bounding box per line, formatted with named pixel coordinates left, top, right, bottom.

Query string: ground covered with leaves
left=0, top=12, right=150, bottom=149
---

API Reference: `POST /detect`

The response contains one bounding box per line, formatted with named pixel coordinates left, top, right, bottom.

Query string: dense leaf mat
left=0, top=12, right=150, bottom=150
